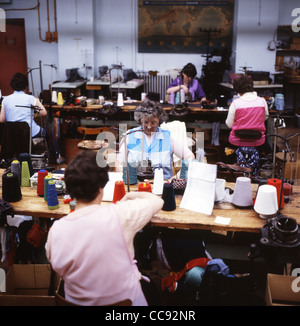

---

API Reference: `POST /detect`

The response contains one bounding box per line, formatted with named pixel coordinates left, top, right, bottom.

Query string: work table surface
left=1, top=169, right=299, bottom=234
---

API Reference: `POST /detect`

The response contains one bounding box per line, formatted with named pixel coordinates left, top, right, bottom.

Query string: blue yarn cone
left=44, top=174, right=53, bottom=202
left=123, top=161, right=138, bottom=185
left=47, top=180, right=59, bottom=210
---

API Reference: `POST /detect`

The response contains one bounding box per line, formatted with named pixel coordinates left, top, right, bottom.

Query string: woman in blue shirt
left=0, top=72, right=47, bottom=137
left=118, top=99, right=194, bottom=180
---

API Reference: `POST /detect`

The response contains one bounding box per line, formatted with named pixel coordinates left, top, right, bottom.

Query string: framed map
left=138, top=0, right=234, bottom=54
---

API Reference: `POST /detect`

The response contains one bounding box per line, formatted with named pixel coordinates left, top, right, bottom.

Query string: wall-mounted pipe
left=53, top=0, right=58, bottom=42
left=37, top=0, right=57, bottom=43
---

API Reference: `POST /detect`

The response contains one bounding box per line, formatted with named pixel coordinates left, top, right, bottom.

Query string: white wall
left=234, top=0, right=280, bottom=75
left=2, top=0, right=299, bottom=94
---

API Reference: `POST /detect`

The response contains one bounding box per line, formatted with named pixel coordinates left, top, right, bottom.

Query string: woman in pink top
left=225, top=75, right=269, bottom=174
left=45, top=150, right=163, bottom=306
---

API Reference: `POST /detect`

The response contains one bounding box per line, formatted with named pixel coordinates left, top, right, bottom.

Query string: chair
left=0, top=122, right=49, bottom=168
left=0, top=121, right=30, bottom=160
left=55, top=279, right=132, bottom=306
left=77, top=126, right=110, bottom=140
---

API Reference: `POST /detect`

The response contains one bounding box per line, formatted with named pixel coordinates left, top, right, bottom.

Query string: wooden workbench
left=1, top=169, right=299, bottom=234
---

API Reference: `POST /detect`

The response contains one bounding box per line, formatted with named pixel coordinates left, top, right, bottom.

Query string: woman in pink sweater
left=45, top=150, right=163, bottom=306
left=225, top=75, right=269, bottom=174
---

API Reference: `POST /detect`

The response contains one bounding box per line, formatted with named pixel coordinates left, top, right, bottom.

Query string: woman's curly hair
left=65, top=150, right=109, bottom=202
left=134, top=99, right=168, bottom=125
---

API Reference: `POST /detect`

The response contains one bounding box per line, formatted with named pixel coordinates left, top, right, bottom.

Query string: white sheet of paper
left=214, top=216, right=231, bottom=225
left=179, top=162, right=217, bottom=215
left=102, top=172, right=123, bottom=201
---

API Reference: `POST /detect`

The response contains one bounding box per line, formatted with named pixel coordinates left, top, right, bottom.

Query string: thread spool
left=169, top=92, right=175, bottom=105
left=11, top=160, right=21, bottom=184
left=117, top=93, right=124, bottom=106
left=152, top=168, right=164, bottom=195
left=21, top=161, right=31, bottom=187
left=37, top=169, right=48, bottom=197
left=254, top=185, right=278, bottom=219
left=180, top=88, right=185, bottom=103
left=18, top=153, right=34, bottom=177
left=44, top=174, right=53, bottom=202
left=162, top=182, right=176, bottom=211
left=57, top=92, right=64, bottom=105
left=113, top=181, right=126, bottom=203
left=232, top=177, right=253, bottom=207
left=267, top=178, right=284, bottom=209
left=123, top=163, right=138, bottom=185
left=2, top=172, right=22, bottom=202
left=179, top=159, right=190, bottom=179
left=47, top=180, right=59, bottom=210
left=52, top=90, right=57, bottom=104
left=138, top=182, right=152, bottom=193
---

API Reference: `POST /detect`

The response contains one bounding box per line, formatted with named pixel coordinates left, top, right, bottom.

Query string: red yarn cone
left=267, top=178, right=284, bottom=209
left=138, top=182, right=152, bottom=193
left=113, top=181, right=126, bottom=203
left=37, top=169, right=48, bottom=197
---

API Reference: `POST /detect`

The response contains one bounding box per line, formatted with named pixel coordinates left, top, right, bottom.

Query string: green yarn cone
left=21, top=161, right=30, bottom=187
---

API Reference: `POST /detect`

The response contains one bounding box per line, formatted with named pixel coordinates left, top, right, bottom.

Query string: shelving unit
left=274, top=26, right=300, bottom=115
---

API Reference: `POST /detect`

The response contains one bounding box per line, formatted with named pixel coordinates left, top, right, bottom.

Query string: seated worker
left=0, top=72, right=47, bottom=138
left=225, top=75, right=269, bottom=174
left=117, top=99, right=195, bottom=180
left=166, top=63, right=206, bottom=104
left=45, top=150, right=163, bottom=306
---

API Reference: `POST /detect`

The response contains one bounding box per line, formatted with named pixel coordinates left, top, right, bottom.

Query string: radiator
left=143, top=75, right=172, bottom=102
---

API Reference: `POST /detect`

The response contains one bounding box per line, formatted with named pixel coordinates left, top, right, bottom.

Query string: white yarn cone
left=117, top=93, right=124, bottom=106
left=52, top=91, right=57, bottom=103
left=152, top=168, right=164, bottom=195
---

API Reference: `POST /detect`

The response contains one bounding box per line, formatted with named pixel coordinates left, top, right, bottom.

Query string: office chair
left=0, top=121, right=49, bottom=169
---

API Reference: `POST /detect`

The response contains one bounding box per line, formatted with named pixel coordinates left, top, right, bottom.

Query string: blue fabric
left=236, top=146, right=260, bottom=175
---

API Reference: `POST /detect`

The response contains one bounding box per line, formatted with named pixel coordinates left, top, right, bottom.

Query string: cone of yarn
left=57, top=92, right=64, bottom=105
left=179, top=159, right=190, bottom=179
left=232, top=177, right=253, bottom=207
left=152, top=168, right=164, bottom=195
left=11, top=160, right=21, bottom=184
left=283, top=183, right=292, bottom=196
left=122, top=162, right=138, bottom=185
left=267, top=178, right=284, bottom=209
left=47, top=180, right=59, bottom=210
left=18, top=153, right=34, bottom=176
left=52, top=90, right=57, bottom=104
left=37, top=169, right=48, bottom=197
left=2, top=172, right=22, bottom=202
left=254, top=184, right=278, bottom=218
left=162, top=182, right=176, bottom=211
left=44, top=174, right=53, bottom=202
left=113, top=181, right=126, bottom=203
left=138, top=182, right=152, bottom=193
left=21, top=161, right=31, bottom=187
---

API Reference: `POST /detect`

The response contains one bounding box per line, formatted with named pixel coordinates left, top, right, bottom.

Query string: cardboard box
left=0, top=264, right=59, bottom=306
left=266, top=274, right=300, bottom=306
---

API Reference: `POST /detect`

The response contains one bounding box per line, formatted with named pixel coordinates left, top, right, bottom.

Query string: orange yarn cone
left=113, top=181, right=126, bottom=203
